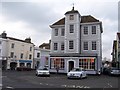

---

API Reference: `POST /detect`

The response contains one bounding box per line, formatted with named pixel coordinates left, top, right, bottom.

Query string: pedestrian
left=56, top=66, right=59, bottom=74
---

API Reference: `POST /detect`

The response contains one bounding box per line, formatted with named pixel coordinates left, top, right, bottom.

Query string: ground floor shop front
left=4, top=59, right=33, bottom=70
left=49, top=56, right=102, bottom=75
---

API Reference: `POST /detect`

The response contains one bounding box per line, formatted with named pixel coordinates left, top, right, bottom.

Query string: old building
left=49, top=7, right=103, bottom=74
left=0, top=32, right=34, bottom=70
left=34, top=47, right=50, bottom=69
left=112, top=32, right=120, bottom=68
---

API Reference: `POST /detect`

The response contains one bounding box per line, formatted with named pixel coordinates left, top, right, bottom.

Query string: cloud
left=0, top=1, right=119, bottom=60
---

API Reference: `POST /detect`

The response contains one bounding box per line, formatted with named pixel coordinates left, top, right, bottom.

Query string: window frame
left=92, top=26, right=96, bottom=34
left=69, top=25, right=74, bottom=33
left=92, top=41, right=97, bottom=50
left=61, top=28, right=65, bottom=36
left=54, top=28, right=58, bottom=36
left=69, top=40, right=74, bottom=49
left=83, top=41, right=88, bottom=50
left=54, top=43, right=58, bottom=50
left=69, top=15, right=74, bottom=20
left=84, top=26, right=88, bottom=35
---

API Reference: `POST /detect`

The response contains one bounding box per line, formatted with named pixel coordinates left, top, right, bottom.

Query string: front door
left=68, top=61, right=74, bottom=72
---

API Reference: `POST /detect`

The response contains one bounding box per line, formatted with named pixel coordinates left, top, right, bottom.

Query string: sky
left=0, top=0, right=119, bottom=61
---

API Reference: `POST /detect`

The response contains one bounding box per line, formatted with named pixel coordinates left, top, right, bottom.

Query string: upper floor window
left=69, top=40, right=74, bottom=49
left=84, top=26, right=88, bottom=35
left=54, top=29, right=58, bottom=36
left=29, top=54, right=32, bottom=59
left=83, top=42, right=88, bottom=50
left=30, top=47, right=32, bottom=51
left=10, top=52, right=14, bottom=58
left=20, top=53, right=24, bottom=59
left=69, top=15, right=74, bottom=20
left=61, top=28, right=65, bottom=36
left=61, top=42, right=64, bottom=50
left=70, top=25, right=74, bottom=33
left=92, top=41, right=97, bottom=50
left=54, top=43, right=58, bottom=50
left=92, top=26, right=96, bottom=34
left=37, top=53, right=40, bottom=58
left=11, top=43, right=15, bottom=48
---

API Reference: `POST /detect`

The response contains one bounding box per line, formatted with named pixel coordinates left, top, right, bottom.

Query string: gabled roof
left=51, top=15, right=100, bottom=26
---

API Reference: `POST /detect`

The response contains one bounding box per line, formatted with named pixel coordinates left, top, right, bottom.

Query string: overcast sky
left=0, top=0, right=119, bottom=60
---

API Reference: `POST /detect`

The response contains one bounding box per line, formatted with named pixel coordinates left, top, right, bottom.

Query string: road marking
left=84, top=86, right=90, bottom=88
left=0, top=84, right=2, bottom=87
left=6, top=86, right=13, bottom=89
left=107, top=83, right=112, bottom=87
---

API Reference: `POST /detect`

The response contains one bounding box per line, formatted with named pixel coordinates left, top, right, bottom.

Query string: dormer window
left=69, top=15, right=74, bottom=20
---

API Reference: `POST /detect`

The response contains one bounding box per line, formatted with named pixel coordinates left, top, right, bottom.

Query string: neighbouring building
left=0, top=32, right=34, bottom=70
left=39, top=40, right=51, bottom=49
left=34, top=47, right=50, bottom=69
left=49, top=7, right=103, bottom=74
left=112, top=33, right=120, bottom=68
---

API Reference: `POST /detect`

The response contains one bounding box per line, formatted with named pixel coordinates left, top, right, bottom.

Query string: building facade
left=49, top=7, right=103, bottom=74
left=34, top=47, right=50, bottom=69
left=0, top=32, right=34, bottom=70
left=112, top=33, right=120, bottom=69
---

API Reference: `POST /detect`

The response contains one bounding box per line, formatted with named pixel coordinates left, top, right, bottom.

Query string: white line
left=6, top=86, right=13, bottom=89
left=0, top=84, right=2, bottom=87
left=107, top=83, right=112, bottom=87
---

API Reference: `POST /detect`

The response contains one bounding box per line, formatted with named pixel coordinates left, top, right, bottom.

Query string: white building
left=49, top=7, right=103, bottom=74
left=0, top=32, right=34, bottom=70
left=34, top=47, right=50, bottom=69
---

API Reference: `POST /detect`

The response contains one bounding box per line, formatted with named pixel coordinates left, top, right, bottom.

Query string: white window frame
left=69, top=25, right=74, bottom=33
left=54, top=28, right=58, bottom=36
left=83, top=26, right=88, bottom=35
left=92, top=41, right=97, bottom=50
left=54, top=43, right=58, bottom=50
left=69, top=40, right=74, bottom=49
left=92, top=26, right=96, bottom=34
left=83, top=41, right=88, bottom=50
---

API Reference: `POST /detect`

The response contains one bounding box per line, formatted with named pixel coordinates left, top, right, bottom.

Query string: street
left=1, top=70, right=119, bottom=89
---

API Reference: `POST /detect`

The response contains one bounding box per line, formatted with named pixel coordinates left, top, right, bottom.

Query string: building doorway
left=68, top=61, right=74, bottom=72
left=10, top=62, right=17, bottom=70
left=2, top=60, right=7, bottom=70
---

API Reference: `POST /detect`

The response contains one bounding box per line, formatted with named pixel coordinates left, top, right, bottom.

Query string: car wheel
left=80, top=74, right=82, bottom=79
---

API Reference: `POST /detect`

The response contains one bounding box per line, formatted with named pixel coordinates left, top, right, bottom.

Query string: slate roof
left=51, top=15, right=100, bottom=26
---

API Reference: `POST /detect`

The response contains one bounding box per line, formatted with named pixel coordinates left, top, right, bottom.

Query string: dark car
left=109, top=67, right=120, bottom=76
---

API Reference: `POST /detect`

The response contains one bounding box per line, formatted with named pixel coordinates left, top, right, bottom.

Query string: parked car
left=36, top=67, right=50, bottom=76
left=67, top=68, right=87, bottom=79
left=109, top=67, right=120, bottom=76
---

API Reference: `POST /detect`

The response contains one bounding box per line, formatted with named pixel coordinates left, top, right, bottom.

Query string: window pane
left=84, top=26, right=88, bottom=35
left=61, top=28, right=65, bottom=36
left=92, top=41, right=97, bottom=50
left=69, top=15, right=74, bottom=20
left=55, top=29, right=58, bottom=36
left=70, top=25, right=74, bottom=33
left=84, top=42, right=88, bottom=50
left=69, top=40, right=74, bottom=49
left=92, top=26, right=96, bottom=34
left=61, top=43, right=64, bottom=50
left=54, top=43, right=58, bottom=50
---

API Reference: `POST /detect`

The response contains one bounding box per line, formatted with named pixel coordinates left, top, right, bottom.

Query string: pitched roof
left=39, top=43, right=50, bottom=49
left=51, top=15, right=100, bottom=26
left=117, top=32, right=120, bottom=40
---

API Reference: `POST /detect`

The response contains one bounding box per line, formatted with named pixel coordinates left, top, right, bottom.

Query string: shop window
left=50, top=58, right=65, bottom=69
left=79, top=58, right=95, bottom=70
left=20, top=63, right=24, bottom=67
left=27, top=63, right=31, bottom=68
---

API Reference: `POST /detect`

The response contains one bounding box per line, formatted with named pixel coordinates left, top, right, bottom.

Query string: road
left=1, top=70, right=120, bottom=89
